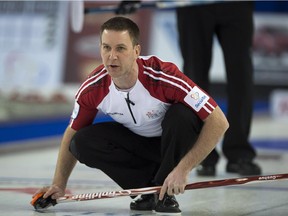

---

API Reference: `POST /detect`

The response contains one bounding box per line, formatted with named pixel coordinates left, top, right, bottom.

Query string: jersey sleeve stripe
left=75, top=68, right=107, bottom=98
left=143, top=65, right=193, bottom=91
left=203, top=105, right=212, bottom=114
left=143, top=70, right=190, bottom=94
left=75, top=70, right=108, bottom=100
left=207, top=101, right=216, bottom=110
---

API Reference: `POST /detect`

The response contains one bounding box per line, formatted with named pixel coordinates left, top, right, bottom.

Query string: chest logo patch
left=146, top=109, right=164, bottom=120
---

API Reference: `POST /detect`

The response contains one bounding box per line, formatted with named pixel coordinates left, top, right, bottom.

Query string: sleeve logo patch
left=71, top=101, right=80, bottom=119
left=184, top=86, right=209, bottom=111
left=191, top=92, right=199, bottom=100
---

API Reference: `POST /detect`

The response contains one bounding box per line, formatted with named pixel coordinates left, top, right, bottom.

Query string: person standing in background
left=176, top=1, right=261, bottom=176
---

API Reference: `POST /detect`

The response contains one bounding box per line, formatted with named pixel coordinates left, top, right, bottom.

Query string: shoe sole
left=130, top=209, right=153, bottom=213
left=153, top=210, right=182, bottom=215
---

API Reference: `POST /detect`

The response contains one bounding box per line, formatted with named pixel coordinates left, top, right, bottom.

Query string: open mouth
left=108, top=64, right=119, bottom=69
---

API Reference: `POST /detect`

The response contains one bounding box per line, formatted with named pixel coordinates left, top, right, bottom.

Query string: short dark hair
left=100, top=16, right=140, bottom=46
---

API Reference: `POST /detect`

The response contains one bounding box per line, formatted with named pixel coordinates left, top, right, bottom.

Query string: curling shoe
left=227, top=160, right=261, bottom=176
left=196, top=164, right=216, bottom=176
left=130, top=194, right=157, bottom=211
left=154, top=193, right=181, bottom=215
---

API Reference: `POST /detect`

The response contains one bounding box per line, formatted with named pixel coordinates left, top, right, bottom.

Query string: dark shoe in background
left=196, top=164, right=216, bottom=176
left=227, top=160, right=262, bottom=176
left=196, top=160, right=261, bottom=177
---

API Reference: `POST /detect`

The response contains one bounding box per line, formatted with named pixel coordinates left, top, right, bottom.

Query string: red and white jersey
left=70, top=55, right=217, bottom=137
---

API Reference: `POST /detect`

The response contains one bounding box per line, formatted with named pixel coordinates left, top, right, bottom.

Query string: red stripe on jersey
left=197, top=99, right=217, bottom=120
left=138, top=56, right=218, bottom=120
left=71, top=65, right=110, bottom=131
left=143, top=66, right=192, bottom=93
left=75, top=66, right=107, bottom=100
left=138, top=56, right=193, bottom=102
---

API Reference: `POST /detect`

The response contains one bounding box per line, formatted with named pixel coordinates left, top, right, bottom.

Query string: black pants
left=70, top=103, right=203, bottom=190
left=176, top=2, right=256, bottom=165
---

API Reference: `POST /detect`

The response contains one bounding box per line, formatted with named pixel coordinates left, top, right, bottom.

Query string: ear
left=134, top=44, right=141, bottom=57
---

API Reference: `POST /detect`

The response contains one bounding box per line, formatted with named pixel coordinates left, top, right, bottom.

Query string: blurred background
left=0, top=1, right=288, bottom=152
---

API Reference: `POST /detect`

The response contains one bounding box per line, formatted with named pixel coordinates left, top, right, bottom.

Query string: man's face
left=100, top=29, right=140, bottom=79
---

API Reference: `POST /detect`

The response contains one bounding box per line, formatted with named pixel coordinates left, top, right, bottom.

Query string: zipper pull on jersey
left=125, top=92, right=135, bottom=106
left=125, top=92, right=136, bottom=124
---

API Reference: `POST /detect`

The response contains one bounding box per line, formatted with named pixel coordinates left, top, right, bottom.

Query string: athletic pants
left=70, top=103, right=203, bottom=189
left=176, top=2, right=256, bottom=165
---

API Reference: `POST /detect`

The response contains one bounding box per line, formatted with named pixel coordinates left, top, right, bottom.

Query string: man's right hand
left=32, top=184, right=65, bottom=200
